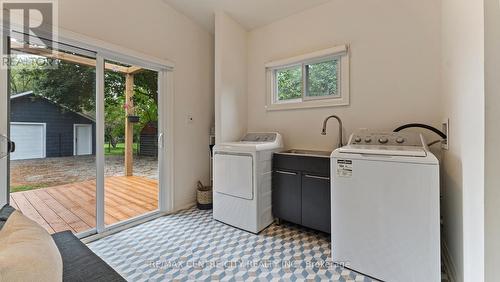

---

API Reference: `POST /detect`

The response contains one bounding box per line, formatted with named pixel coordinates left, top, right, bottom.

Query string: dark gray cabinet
left=301, top=174, right=331, bottom=233
left=272, top=170, right=301, bottom=224
left=272, top=153, right=331, bottom=233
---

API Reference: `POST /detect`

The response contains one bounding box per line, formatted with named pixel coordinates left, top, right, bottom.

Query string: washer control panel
left=241, top=133, right=277, bottom=142
left=348, top=131, right=422, bottom=147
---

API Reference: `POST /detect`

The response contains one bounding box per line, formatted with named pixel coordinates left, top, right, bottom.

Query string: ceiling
left=162, top=0, right=332, bottom=33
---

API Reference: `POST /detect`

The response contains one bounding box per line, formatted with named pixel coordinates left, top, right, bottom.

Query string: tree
left=306, top=59, right=338, bottom=97
left=104, top=93, right=124, bottom=150
left=103, top=71, right=125, bottom=149
left=276, top=67, right=302, bottom=100
left=33, top=60, right=96, bottom=112
left=10, top=62, right=42, bottom=94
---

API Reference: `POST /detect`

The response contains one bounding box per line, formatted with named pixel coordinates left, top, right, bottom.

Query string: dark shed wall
left=140, top=122, right=158, bottom=157
left=10, top=95, right=96, bottom=157
left=140, top=134, right=158, bottom=157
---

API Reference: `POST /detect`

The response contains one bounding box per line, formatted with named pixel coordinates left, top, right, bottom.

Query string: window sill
left=265, top=97, right=349, bottom=111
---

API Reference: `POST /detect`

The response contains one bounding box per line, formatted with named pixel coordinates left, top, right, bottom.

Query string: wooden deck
left=9, top=176, right=158, bottom=234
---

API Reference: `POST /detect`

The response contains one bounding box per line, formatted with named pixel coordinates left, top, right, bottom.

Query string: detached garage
left=10, top=91, right=96, bottom=160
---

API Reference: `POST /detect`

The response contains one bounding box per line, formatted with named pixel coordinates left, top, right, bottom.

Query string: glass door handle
left=8, top=141, right=15, bottom=153
left=158, top=133, right=164, bottom=149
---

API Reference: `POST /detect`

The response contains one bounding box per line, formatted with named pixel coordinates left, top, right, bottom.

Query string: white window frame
left=265, top=45, right=350, bottom=111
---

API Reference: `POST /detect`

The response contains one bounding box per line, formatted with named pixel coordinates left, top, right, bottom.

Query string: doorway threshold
left=80, top=210, right=166, bottom=243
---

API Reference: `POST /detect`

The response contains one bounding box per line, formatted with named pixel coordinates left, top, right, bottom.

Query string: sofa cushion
left=52, top=231, right=126, bottom=282
left=0, top=210, right=63, bottom=282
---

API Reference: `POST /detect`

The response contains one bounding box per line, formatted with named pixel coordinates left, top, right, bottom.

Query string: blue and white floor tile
left=88, top=207, right=373, bottom=281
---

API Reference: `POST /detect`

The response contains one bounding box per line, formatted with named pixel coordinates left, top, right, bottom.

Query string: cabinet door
left=272, top=170, right=301, bottom=224
left=301, top=174, right=331, bottom=233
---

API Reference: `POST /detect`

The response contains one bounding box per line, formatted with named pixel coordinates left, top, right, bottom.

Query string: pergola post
left=124, top=73, right=134, bottom=176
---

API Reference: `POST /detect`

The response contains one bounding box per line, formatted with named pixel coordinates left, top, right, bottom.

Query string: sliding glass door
left=7, top=35, right=98, bottom=235
left=103, top=59, right=160, bottom=227
left=2, top=33, right=171, bottom=237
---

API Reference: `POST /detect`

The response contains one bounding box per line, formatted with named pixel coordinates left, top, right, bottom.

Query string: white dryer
left=331, top=130, right=440, bottom=282
left=213, top=132, right=283, bottom=233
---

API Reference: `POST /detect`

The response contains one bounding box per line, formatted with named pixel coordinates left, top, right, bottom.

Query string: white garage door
left=10, top=123, right=46, bottom=160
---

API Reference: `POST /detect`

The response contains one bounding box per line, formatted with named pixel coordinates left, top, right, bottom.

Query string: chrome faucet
left=321, top=115, right=343, bottom=148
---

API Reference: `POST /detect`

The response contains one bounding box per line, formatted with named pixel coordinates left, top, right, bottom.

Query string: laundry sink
left=276, top=149, right=332, bottom=158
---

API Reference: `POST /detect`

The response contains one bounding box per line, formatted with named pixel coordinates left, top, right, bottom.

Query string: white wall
left=441, top=0, right=485, bottom=280
left=245, top=1, right=488, bottom=280
left=214, top=12, right=248, bottom=143
left=247, top=0, right=442, bottom=151
left=57, top=0, right=214, bottom=210
left=484, top=0, right=500, bottom=280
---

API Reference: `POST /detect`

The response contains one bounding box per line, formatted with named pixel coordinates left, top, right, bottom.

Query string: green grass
left=105, top=142, right=138, bottom=156
left=11, top=184, right=49, bottom=193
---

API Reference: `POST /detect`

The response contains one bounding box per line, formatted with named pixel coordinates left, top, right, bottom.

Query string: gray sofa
left=0, top=205, right=125, bottom=282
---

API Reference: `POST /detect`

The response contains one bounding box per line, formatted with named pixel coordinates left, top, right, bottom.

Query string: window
left=266, top=45, right=349, bottom=110
left=276, top=65, right=302, bottom=102
left=305, top=58, right=339, bottom=98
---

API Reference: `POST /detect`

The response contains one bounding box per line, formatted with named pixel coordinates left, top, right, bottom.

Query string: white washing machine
left=213, top=132, right=283, bottom=233
left=331, top=130, right=440, bottom=282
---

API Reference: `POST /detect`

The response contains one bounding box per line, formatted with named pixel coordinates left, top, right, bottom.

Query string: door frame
left=0, top=33, right=8, bottom=206
left=73, top=124, right=93, bottom=156
left=10, top=122, right=47, bottom=160
left=0, top=27, right=175, bottom=238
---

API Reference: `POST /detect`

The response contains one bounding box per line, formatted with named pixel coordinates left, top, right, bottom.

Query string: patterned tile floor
left=88, top=207, right=374, bottom=281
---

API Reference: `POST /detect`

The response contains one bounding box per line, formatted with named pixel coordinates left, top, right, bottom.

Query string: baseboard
left=442, top=239, right=457, bottom=282
left=172, top=201, right=197, bottom=213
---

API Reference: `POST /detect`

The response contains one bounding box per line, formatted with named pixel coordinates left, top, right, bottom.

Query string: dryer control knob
left=354, top=137, right=362, bottom=143
left=378, top=137, right=389, bottom=144
left=396, top=137, right=405, bottom=144
left=365, top=138, right=372, bottom=143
